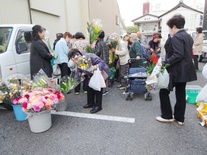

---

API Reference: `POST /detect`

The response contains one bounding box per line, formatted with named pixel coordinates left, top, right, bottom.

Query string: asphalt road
left=0, top=62, right=207, bottom=155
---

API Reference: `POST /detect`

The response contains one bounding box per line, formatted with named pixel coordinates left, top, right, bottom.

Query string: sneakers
left=174, top=119, right=185, bottom=126
left=116, top=84, right=122, bottom=88
left=156, top=116, right=174, bottom=123
left=83, top=91, right=87, bottom=94
left=119, top=86, right=126, bottom=90
left=75, top=92, right=79, bottom=95
left=102, top=91, right=109, bottom=96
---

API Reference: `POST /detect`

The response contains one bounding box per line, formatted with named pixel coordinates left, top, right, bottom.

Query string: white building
left=159, top=2, right=203, bottom=44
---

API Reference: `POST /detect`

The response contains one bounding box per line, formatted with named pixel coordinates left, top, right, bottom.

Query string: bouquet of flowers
left=21, top=88, right=64, bottom=113
left=0, top=79, right=10, bottom=104
left=86, top=19, right=102, bottom=53
left=7, top=77, right=32, bottom=105
left=74, top=55, right=92, bottom=72
left=32, top=69, right=49, bottom=89
left=106, top=36, right=119, bottom=50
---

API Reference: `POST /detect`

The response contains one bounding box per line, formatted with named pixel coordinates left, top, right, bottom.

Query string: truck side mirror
left=17, top=42, right=27, bottom=54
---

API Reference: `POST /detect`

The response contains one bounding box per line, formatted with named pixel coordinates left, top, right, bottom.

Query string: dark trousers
left=86, top=76, right=103, bottom=107
left=75, top=77, right=88, bottom=92
left=58, top=63, right=71, bottom=78
left=193, top=55, right=199, bottom=70
left=159, top=82, right=186, bottom=122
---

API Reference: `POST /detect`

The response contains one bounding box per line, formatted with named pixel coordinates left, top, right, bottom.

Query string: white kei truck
left=0, top=24, right=33, bottom=110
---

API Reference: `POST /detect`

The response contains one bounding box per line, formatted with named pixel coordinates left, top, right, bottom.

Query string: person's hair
left=68, top=48, right=83, bottom=59
left=24, top=32, right=32, bottom=42
left=63, top=32, right=72, bottom=39
left=167, top=14, right=185, bottom=29
left=98, top=31, right=105, bottom=39
left=32, top=25, right=44, bottom=40
left=196, top=27, right=203, bottom=33
left=75, top=32, right=85, bottom=39
left=56, top=33, right=63, bottom=40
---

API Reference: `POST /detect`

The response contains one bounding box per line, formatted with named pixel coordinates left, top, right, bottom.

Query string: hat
left=121, top=33, right=128, bottom=38
left=130, top=33, right=138, bottom=40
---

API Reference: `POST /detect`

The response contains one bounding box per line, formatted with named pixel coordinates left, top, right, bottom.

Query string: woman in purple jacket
left=68, top=48, right=110, bottom=113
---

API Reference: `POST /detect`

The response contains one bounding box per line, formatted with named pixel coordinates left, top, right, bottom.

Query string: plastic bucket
left=27, top=110, right=52, bottom=133
left=186, top=85, right=202, bottom=104
left=12, top=104, right=27, bottom=121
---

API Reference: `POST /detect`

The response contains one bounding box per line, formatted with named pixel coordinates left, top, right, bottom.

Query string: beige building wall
left=89, top=0, right=122, bottom=36
left=0, top=0, right=30, bottom=24
left=0, top=0, right=123, bottom=43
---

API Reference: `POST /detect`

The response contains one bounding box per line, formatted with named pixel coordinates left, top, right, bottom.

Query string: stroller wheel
left=129, top=93, right=133, bottom=100
left=125, top=93, right=130, bottom=101
left=144, top=92, right=152, bottom=101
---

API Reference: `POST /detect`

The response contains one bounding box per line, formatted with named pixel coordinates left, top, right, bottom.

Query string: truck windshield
left=0, top=27, right=13, bottom=53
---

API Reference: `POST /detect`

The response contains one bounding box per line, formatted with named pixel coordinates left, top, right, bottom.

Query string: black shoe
left=83, top=104, right=94, bottom=108
left=90, top=106, right=102, bottom=113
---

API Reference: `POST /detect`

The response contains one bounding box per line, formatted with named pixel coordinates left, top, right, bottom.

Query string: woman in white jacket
left=111, top=34, right=130, bottom=90
left=193, top=27, right=204, bottom=71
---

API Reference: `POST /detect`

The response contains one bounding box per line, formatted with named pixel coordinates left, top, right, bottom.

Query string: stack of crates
left=185, top=85, right=202, bottom=104
left=197, top=102, right=207, bottom=126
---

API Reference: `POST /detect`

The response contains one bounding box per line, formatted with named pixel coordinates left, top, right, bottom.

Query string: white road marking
left=51, top=110, right=135, bottom=123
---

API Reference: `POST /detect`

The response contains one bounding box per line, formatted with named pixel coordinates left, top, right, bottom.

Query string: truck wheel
left=1, top=103, right=13, bottom=111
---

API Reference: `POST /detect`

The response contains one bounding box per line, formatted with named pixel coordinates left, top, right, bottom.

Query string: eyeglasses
left=72, top=53, right=80, bottom=59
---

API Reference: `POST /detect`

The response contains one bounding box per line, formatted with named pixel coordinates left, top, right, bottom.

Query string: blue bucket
left=12, top=104, right=27, bottom=121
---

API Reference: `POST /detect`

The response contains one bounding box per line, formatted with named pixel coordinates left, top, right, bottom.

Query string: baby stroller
left=125, top=58, right=152, bottom=101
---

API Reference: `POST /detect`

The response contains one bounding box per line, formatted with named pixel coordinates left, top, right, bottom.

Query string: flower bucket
left=55, top=100, right=68, bottom=111
left=12, top=104, right=27, bottom=121
left=27, top=110, right=52, bottom=133
left=55, top=93, right=68, bottom=111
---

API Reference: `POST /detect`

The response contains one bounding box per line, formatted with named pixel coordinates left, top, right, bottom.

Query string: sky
left=117, top=0, right=205, bottom=26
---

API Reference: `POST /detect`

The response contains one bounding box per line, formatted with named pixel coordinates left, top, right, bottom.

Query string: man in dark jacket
left=156, top=14, right=197, bottom=126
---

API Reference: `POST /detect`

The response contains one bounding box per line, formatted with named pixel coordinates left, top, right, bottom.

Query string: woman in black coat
left=30, top=25, right=53, bottom=79
left=156, top=14, right=197, bottom=125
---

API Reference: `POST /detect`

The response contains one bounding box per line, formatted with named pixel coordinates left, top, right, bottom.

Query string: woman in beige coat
left=193, top=27, right=204, bottom=70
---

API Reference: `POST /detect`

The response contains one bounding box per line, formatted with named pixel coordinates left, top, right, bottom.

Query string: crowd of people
left=30, top=13, right=200, bottom=124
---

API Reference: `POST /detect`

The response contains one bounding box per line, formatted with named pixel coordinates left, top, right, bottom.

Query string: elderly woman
left=68, top=48, right=110, bottom=113
left=128, top=33, right=143, bottom=68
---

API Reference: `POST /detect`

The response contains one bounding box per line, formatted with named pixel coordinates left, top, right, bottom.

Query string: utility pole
left=203, top=0, right=207, bottom=30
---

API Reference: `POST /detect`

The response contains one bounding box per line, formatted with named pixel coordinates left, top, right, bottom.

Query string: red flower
left=22, top=102, right=28, bottom=109
left=150, top=53, right=158, bottom=64
left=24, top=94, right=30, bottom=99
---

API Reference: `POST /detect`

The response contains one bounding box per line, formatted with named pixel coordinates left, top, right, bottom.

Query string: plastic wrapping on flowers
left=0, top=79, right=10, bottom=104
left=59, top=76, right=77, bottom=94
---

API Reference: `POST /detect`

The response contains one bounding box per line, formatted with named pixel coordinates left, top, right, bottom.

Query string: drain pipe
left=27, top=0, right=32, bottom=24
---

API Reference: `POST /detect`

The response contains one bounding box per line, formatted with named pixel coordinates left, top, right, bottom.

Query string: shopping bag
left=202, top=63, right=207, bottom=79
left=196, top=84, right=207, bottom=103
left=89, top=68, right=106, bottom=91
left=53, top=64, right=61, bottom=77
left=157, top=69, right=169, bottom=89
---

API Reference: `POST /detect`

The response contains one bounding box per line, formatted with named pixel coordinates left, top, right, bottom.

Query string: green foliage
left=126, top=25, right=139, bottom=34
left=60, top=76, right=76, bottom=94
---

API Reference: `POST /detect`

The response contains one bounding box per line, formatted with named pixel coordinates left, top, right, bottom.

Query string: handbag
left=89, top=67, right=106, bottom=91
left=53, top=64, right=61, bottom=77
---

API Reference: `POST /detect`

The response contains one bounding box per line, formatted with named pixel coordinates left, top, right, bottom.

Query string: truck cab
left=0, top=24, right=33, bottom=82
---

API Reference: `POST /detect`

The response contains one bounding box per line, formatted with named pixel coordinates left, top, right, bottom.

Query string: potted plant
left=21, top=87, right=64, bottom=133
left=0, top=79, right=12, bottom=110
